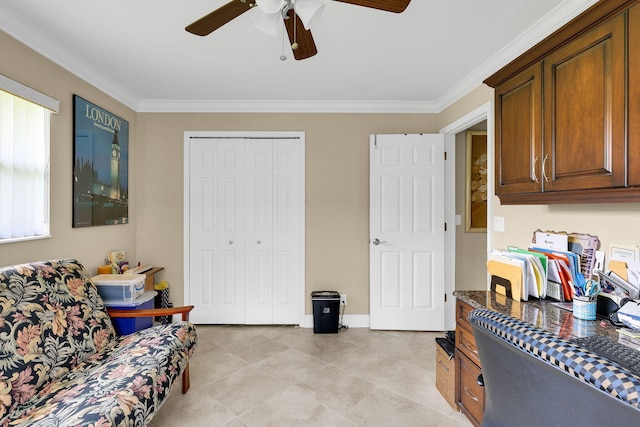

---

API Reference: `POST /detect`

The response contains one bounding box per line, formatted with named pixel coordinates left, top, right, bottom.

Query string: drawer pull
left=464, top=387, right=479, bottom=402
left=464, top=342, right=478, bottom=354
left=437, top=361, right=450, bottom=371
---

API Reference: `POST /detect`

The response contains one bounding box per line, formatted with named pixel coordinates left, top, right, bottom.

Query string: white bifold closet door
left=186, top=135, right=304, bottom=325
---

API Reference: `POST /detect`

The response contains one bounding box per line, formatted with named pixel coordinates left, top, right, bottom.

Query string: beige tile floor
left=149, top=325, right=472, bottom=427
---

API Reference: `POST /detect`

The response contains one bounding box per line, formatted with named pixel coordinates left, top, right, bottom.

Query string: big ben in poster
left=72, top=95, right=129, bottom=227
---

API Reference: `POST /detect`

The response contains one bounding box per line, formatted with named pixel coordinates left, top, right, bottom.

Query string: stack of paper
left=617, top=300, right=640, bottom=331
left=603, top=260, right=640, bottom=298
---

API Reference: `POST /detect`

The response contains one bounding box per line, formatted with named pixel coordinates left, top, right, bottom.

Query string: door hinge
left=444, top=293, right=447, bottom=302
left=444, top=151, right=447, bottom=161
left=444, top=223, right=447, bottom=232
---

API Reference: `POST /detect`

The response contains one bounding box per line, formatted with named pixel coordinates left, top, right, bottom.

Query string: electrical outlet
left=340, top=293, right=347, bottom=305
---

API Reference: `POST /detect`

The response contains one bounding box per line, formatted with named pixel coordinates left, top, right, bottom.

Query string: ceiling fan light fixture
left=255, top=0, right=286, bottom=15
left=254, top=10, right=283, bottom=36
left=293, top=0, right=325, bottom=30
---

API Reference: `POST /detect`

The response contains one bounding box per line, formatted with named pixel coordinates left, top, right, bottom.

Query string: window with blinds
left=0, top=75, right=58, bottom=243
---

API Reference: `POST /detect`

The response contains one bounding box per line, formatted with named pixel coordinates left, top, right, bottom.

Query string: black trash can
left=311, top=291, right=340, bottom=334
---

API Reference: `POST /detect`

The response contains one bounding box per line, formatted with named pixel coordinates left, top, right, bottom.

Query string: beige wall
left=438, top=85, right=493, bottom=130
left=136, top=113, right=440, bottom=315
left=1, top=28, right=506, bottom=319
left=0, top=31, right=138, bottom=273
left=455, top=122, right=488, bottom=291
left=492, top=201, right=640, bottom=259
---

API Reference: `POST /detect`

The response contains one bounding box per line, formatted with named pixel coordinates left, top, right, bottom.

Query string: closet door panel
left=272, top=140, right=303, bottom=324
left=245, top=140, right=274, bottom=324
left=215, top=140, right=246, bottom=323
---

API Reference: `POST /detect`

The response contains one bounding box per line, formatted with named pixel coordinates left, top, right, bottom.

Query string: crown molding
left=136, top=99, right=440, bottom=113
left=434, top=0, right=599, bottom=112
left=0, top=6, right=139, bottom=110
left=1, top=0, right=598, bottom=114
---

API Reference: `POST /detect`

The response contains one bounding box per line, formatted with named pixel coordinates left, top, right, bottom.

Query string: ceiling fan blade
left=185, top=0, right=254, bottom=36
left=284, top=10, right=318, bottom=61
left=333, top=0, right=410, bottom=13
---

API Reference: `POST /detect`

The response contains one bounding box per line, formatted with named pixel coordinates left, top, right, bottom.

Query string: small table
left=142, top=266, right=164, bottom=291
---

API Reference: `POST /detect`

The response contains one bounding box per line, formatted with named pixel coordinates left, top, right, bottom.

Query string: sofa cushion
left=3, top=321, right=197, bottom=426
left=0, top=259, right=116, bottom=418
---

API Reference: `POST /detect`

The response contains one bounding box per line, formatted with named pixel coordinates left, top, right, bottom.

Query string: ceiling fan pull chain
left=280, top=22, right=287, bottom=60
left=291, top=10, right=298, bottom=51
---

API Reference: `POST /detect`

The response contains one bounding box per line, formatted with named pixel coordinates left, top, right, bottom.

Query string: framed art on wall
left=466, top=130, right=487, bottom=232
left=73, top=95, right=129, bottom=227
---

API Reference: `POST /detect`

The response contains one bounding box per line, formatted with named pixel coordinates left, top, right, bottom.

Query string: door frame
left=440, top=101, right=493, bottom=330
left=183, top=131, right=306, bottom=325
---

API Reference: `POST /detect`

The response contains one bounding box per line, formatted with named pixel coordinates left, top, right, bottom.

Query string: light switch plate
left=494, top=216, right=505, bottom=232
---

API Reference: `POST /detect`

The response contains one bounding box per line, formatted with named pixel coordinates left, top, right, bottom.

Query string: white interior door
left=189, top=139, right=245, bottom=324
left=369, top=134, right=446, bottom=330
left=185, top=133, right=305, bottom=325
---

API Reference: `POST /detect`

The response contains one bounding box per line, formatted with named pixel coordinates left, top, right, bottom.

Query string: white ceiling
left=0, top=0, right=598, bottom=113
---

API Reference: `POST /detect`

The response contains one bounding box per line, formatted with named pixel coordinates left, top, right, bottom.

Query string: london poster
left=73, top=95, right=129, bottom=227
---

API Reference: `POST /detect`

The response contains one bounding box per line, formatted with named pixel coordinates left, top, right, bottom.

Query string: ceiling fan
left=185, top=0, right=411, bottom=60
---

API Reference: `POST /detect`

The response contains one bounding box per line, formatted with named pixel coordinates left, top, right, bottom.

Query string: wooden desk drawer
left=457, top=325, right=481, bottom=366
left=456, top=299, right=474, bottom=331
left=456, top=350, right=484, bottom=426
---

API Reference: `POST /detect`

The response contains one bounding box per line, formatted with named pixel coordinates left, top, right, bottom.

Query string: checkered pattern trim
left=468, top=308, right=640, bottom=408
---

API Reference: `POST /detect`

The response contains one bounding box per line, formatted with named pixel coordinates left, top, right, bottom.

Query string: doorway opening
left=441, top=102, right=493, bottom=329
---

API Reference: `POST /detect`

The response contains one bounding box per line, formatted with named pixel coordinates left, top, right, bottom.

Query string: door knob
left=372, top=238, right=387, bottom=245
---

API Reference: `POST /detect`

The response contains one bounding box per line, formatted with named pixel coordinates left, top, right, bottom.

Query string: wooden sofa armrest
left=107, top=305, right=194, bottom=322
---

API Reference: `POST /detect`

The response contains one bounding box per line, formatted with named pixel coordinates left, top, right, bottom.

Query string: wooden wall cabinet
left=630, top=4, right=640, bottom=187
left=494, top=63, right=542, bottom=196
left=455, top=299, right=484, bottom=426
left=488, top=0, right=640, bottom=204
left=543, top=14, right=626, bottom=194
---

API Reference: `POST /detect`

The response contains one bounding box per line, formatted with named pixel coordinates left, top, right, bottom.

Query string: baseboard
left=301, top=314, right=370, bottom=329
left=176, top=314, right=371, bottom=328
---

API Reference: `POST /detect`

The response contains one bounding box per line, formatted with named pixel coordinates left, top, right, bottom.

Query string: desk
left=452, top=290, right=624, bottom=426
left=142, top=266, right=164, bottom=291
left=454, top=290, right=621, bottom=341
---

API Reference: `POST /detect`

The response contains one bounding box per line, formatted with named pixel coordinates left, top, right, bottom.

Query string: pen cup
left=573, top=296, right=597, bottom=320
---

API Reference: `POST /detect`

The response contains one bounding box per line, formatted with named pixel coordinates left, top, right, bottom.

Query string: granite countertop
left=454, top=290, right=621, bottom=341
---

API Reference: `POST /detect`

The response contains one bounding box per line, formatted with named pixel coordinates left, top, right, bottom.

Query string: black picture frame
left=73, top=95, right=129, bottom=227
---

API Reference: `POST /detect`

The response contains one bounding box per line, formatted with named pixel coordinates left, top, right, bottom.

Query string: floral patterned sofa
left=0, top=259, right=197, bottom=426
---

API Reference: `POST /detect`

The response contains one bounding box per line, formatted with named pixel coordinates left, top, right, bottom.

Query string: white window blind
left=0, top=76, right=56, bottom=242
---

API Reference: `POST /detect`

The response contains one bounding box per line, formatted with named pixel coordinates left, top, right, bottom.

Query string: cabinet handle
left=541, top=154, right=550, bottom=183
left=532, top=156, right=540, bottom=183
left=464, top=387, right=479, bottom=402
left=464, top=342, right=478, bottom=355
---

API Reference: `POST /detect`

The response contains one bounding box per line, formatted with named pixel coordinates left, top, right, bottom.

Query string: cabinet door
left=630, top=6, right=640, bottom=187
left=543, top=14, right=625, bottom=192
left=494, top=63, right=542, bottom=195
